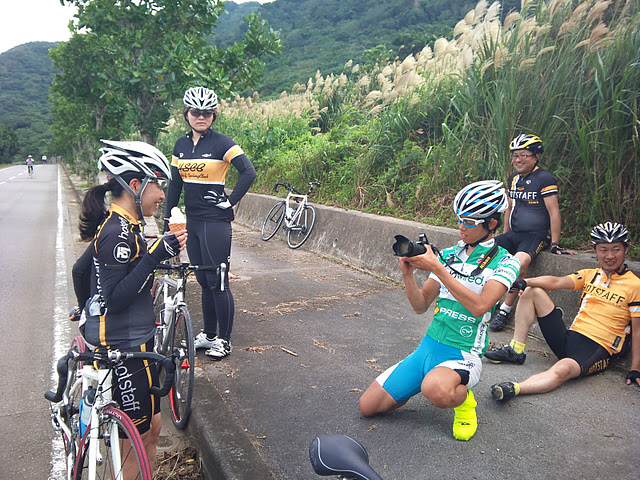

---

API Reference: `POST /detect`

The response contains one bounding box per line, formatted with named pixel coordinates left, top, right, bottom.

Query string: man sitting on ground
left=488, top=222, right=640, bottom=401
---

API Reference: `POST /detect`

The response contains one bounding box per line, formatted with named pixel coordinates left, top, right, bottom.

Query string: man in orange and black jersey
left=490, top=134, right=576, bottom=332
left=488, top=222, right=640, bottom=402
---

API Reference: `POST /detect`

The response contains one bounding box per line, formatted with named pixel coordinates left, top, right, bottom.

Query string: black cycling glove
left=550, top=243, right=568, bottom=254
left=148, top=234, right=180, bottom=261
left=626, top=370, right=640, bottom=385
left=204, top=190, right=232, bottom=209
left=509, top=279, right=528, bottom=292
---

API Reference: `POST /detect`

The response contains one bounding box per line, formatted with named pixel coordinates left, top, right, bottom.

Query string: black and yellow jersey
left=164, top=128, right=256, bottom=222
left=507, top=166, right=558, bottom=233
left=569, top=267, right=640, bottom=354
left=82, top=204, right=158, bottom=349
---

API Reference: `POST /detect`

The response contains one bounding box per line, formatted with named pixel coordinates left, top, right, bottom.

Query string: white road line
left=50, top=165, right=71, bottom=479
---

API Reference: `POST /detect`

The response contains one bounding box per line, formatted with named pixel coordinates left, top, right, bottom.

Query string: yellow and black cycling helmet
left=509, top=134, right=543, bottom=155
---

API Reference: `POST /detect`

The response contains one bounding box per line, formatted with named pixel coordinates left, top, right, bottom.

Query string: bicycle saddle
left=309, top=434, right=383, bottom=480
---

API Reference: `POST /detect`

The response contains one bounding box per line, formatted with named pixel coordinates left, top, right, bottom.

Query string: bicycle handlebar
left=45, top=349, right=176, bottom=404
left=155, top=261, right=217, bottom=273
left=273, top=181, right=321, bottom=196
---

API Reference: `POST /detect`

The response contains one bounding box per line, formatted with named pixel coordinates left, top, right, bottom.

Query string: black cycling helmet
left=509, top=134, right=544, bottom=155
left=590, top=222, right=629, bottom=246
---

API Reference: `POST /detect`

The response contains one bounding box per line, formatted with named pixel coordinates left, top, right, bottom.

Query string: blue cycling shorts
left=375, top=335, right=482, bottom=403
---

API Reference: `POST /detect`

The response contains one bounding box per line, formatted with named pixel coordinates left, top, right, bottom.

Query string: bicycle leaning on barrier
left=46, top=335, right=175, bottom=480
left=151, top=259, right=226, bottom=429
left=261, top=181, right=320, bottom=249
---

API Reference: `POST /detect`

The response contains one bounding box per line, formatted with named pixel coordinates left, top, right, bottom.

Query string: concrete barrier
left=234, top=191, right=639, bottom=342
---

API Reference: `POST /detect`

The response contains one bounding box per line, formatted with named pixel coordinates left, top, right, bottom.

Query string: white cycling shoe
left=205, top=339, right=231, bottom=359
left=193, top=331, right=219, bottom=350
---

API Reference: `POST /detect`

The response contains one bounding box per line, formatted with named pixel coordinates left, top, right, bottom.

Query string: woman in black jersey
left=164, top=86, right=257, bottom=359
left=74, top=140, right=187, bottom=473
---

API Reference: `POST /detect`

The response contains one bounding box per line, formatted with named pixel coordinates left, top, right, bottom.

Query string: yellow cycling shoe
left=453, top=390, right=477, bottom=441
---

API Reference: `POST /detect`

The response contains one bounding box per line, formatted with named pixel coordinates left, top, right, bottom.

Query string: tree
left=55, top=0, right=282, bottom=145
left=0, top=123, right=18, bottom=162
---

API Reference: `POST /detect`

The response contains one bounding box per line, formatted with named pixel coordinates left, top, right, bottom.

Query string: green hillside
left=0, top=42, right=58, bottom=162
left=226, top=0, right=521, bottom=95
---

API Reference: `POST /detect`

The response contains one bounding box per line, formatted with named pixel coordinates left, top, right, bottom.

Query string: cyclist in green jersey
left=359, top=181, right=520, bottom=441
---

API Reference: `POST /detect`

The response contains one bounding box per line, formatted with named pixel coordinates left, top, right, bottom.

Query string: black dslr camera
left=392, top=233, right=430, bottom=257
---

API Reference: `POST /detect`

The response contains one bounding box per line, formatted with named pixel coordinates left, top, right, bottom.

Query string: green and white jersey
left=426, top=239, right=520, bottom=356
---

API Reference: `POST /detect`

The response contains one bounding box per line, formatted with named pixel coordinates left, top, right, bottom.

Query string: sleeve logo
left=113, top=242, right=131, bottom=263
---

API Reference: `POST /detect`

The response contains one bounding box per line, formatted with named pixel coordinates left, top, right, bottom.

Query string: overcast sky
left=0, top=0, right=272, bottom=55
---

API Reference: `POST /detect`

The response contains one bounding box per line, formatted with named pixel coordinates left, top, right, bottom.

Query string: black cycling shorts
left=110, top=339, right=160, bottom=435
left=538, top=308, right=611, bottom=377
left=495, top=230, right=549, bottom=261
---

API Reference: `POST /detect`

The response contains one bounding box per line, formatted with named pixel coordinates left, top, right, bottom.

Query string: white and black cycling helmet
left=183, top=86, right=218, bottom=111
left=509, top=134, right=543, bottom=155
left=454, top=180, right=508, bottom=219
left=590, top=222, right=629, bottom=246
left=98, top=139, right=171, bottom=226
left=99, top=139, right=171, bottom=181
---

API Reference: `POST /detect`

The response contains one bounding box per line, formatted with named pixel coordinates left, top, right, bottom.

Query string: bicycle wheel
left=287, top=205, right=317, bottom=249
left=169, top=306, right=195, bottom=429
left=261, top=201, right=285, bottom=241
left=73, top=406, right=152, bottom=480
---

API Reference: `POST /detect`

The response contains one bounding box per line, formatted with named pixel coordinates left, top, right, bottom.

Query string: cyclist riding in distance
left=73, top=140, right=187, bottom=473
left=489, top=222, right=640, bottom=401
left=491, top=134, right=576, bottom=332
left=26, top=154, right=34, bottom=174
left=359, top=181, right=521, bottom=441
left=164, top=86, right=257, bottom=359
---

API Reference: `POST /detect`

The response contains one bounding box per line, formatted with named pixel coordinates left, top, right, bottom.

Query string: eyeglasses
left=149, top=178, right=167, bottom=189
left=457, top=216, right=485, bottom=228
left=188, top=109, right=214, bottom=118
left=510, top=153, right=535, bottom=160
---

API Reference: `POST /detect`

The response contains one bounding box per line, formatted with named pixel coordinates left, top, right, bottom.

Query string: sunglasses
left=149, top=178, right=167, bottom=189
left=457, top=216, right=485, bottom=228
left=188, top=108, right=214, bottom=118
left=510, top=153, right=535, bottom=160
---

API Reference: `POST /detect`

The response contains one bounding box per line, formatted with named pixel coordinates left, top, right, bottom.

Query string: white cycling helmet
left=98, top=140, right=171, bottom=226
left=183, top=86, right=218, bottom=111
left=99, top=139, right=171, bottom=181
left=454, top=180, right=508, bottom=219
left=590, top=222, right=629, bottom=246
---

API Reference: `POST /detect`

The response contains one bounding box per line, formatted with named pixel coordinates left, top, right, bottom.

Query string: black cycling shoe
left=484, top=345, right=526, bottom=364
left=490, top=309, right=510, bottom=332
left=491, top=382, right=517, bottom=401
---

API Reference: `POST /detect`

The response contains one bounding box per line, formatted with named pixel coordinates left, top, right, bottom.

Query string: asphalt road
left=0, top=164, right=79, bottom=479
left=185, top=219, right=640, bottom=480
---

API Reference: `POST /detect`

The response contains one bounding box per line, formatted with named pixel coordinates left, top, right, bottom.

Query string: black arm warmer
left=228, top=155, right=257, bottom=206
left=72, top=241, right=94, bottom=307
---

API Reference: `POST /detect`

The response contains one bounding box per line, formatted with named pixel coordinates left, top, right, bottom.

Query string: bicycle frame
left=155, top=273, right=185, bottom=354
left=283, top=191, right=308, bottom=231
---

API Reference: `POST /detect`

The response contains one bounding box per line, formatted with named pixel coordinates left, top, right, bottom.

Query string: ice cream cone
left=168, top=223, right=186, bottom=233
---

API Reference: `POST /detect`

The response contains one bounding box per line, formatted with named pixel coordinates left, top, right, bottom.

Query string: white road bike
left=261, top=181, right=320, bottom=249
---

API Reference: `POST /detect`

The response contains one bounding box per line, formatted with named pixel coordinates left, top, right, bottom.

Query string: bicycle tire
left=261, top=201, right=285, bottom=241
left=169, top=306, right=195, bottom=429
left=287, top=205, right=317, bottom=249
left=59, top=336, right=87, bottom=470
left=73, top=405, right=152, bottom=480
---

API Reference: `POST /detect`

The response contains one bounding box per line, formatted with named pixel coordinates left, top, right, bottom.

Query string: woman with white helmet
left=73, top=139, right=187, bottom=472
left=359, top=180, right=521, bottom=441
left=164, top=86, right=257, bottom=359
